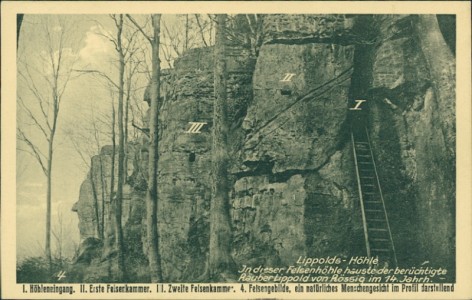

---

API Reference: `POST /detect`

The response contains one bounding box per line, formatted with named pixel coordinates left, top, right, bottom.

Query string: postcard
left=2, top=1, right=471, bottom=299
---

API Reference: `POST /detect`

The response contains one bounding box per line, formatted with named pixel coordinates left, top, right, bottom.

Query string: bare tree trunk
left=91, top=108, right=106, bottom=240
left=52, top=210, right=64, bottom=266
left=45, top=138, right=53, bottom=271
left=185, top=14, right=189, bottom=52
left=209, top=16, right=213, bottom=46
left=146, top=14, right=164, bottom=283
left=209, top=14, right=233, bottom=280
left=124, top=71, right=131, bottom=184
left=114, top=14, right=126, bottom=281
left=109, top=98, right=116, bottom=214
left=104, top=92, right=117, bottom=270
left=90, top=168, right=101, bottom=238
left=46, top=89, right=60, bottom=271
left=99, top=156, right=106, bottom=240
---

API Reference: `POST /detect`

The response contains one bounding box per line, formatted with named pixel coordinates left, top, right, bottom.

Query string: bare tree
left=127, top=13, right=164, bottom=283
left=209, top=14, right=234, bottom=280
left=243, top=14, right=265, bottom=57
left=159, top=14, right=214, bottom=68
left=112, top=14, right=127, bottom=281
left=17, top=15, right=78, bottom=271
left=224, top=14, right=266, bottom=57
left=194, top=14, right=210, bottom=47
left=52, top=207, right=64, bottom=264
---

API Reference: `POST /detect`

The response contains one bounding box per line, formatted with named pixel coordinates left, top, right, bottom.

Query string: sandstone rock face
left=366, top=15, right=455, bottom=273
left=263, top=14, right=356, bottom=44
left=72, top=144, right=149, bottom=282
left=155, top=47, right=255, bottom=281
left=230, top=40, right=363, bottom=267
left=72, top=14, right=455, bottom=282
left=239, top=43, right=354, bottom=172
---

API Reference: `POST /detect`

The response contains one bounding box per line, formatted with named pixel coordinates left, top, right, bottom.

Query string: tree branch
left=126, top=14, right=153, bottom=44
left=72, top=69, right=120, bottom=90
left=17, top=128, right=48, bottom=175
left=194, top=14, right=209, bottom=47
left=18, top=96, right=50, bottom=142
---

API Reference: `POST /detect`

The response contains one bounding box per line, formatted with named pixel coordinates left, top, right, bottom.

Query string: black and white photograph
left=2, top=1, right=471, bottom=299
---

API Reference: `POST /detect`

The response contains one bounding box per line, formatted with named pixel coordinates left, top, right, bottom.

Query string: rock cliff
left=72, top=14, right=455, bottom=282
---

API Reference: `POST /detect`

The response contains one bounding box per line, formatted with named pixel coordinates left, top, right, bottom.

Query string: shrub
left=17, top=257, right=70, bottom=283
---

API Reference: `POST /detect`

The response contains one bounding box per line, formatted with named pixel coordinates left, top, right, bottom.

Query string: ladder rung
left=359, top=162, right=373, bottom=164
left=368, top=228, right=388, bottom=232
left=365, top=209, right=383, bottom=213
left=356, top=142, right=369, bottom=144
left=368, top=219, right=385, bottom=222
left=371, top=238, right=390, bottom=242
left=361, top=176, right=375, bottom=179
left=357, top=154, right=371, bottom=157
left=371, top=248, right=390, bottom=252
left=364, top=192, right=375, bottom=195
left=363, top=184, right=375, bottom=186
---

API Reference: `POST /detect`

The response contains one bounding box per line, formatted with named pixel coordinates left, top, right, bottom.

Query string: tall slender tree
left=147, top=14, right=164, bottom=282
left=126, top=13, right=164, bottom=283
left=111, top=13, right=127, bottom=281
left=209, top=14, right=234, bottom=280
left=17, top=16, right=77, bottom=272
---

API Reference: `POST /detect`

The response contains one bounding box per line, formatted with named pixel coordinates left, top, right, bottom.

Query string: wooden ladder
left=351, top=127, right=398, bottom=267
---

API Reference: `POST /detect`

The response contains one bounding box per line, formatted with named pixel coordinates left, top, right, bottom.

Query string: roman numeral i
left=349, top=99, right=367, bottom=110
